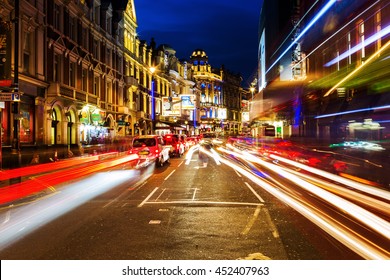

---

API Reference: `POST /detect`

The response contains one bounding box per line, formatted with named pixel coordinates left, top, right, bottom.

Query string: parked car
left=163, top=134, right=185, bottom=157
left=129, top=135, right=170, bottom=167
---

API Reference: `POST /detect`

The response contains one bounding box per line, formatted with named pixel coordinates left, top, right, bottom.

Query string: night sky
left=134, top=0, right=263, bottom=86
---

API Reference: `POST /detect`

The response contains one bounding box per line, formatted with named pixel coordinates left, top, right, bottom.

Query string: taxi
left=129, top=135, right=170, bottom=167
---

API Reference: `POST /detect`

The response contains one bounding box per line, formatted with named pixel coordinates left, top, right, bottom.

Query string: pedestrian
left=198, top=143, right=211, bottom=167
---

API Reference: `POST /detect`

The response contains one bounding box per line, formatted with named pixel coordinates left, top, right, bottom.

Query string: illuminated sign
left=242, top=112, right=250, bottom=122
left=162, top=97, right=181, bottom=117
left=180, top=94, right=196, bottom=110
left=217, top=108, right=227, bottom=119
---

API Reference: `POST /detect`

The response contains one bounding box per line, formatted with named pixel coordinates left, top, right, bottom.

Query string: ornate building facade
left=0, top=0, right=244, bottom=168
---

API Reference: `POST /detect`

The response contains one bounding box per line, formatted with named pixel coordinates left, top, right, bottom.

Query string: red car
left=163, top=134, right=185, bottom=157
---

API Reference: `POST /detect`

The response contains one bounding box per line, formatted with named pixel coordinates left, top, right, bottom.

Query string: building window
left=82, top=27, right=88, bottom=49
left=106, top=82, right=112, bottom=103
left=375, top=11, right=381, bottom=51
left=54, top=53, right=61, bottom=82
left=23, top=33, right=31, bottom=74
left=69, top=62, right=76, bottom=87
left=359, top=22, right=365, bottom=60
left=94, top=5, right=100, bottom=25
left=54, top=3, right=60, bottom=30
left=347, top=32, right=352, bottom=65
left=107, top=16, right=112, bottom=34
left=125, top=61, right=129, bottom=76
left=94, top=76, right=100, bottom=96
left=93, top=39, right=99, bottom=59
left=82, top=68, right=88, bottom=92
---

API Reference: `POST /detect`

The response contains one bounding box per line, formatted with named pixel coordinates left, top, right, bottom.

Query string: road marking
left=262, top=207, right=280, bottom=238
left=244, top=182, right=265, bottom=203
left=155, top=188, right=166, bottom=201
left=192, top=188, right=198, bottom=201
left=144, top=200, right=263, bottom=207
left=149, top=220, right=161, bottom=224
left=241, top=205, right=262, bottom=235
left=178, top=161, right=184, bottom=167
left=164, top=170, right=176, bottom=181
left=234, top=169, right=242, bottom=177
left=138, top=187, right=159, bottom=207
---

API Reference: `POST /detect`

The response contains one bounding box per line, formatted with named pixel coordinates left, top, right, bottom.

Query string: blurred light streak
left=266, top=0, right=336, bottom=74
left=325, top=24, right=390, bottom=67
left=217, top=147, right=389, bottom=259
left=324, top=38, right=390, bottom=97
left=0, top=170, right=139, bottom=251
left=269, top=154, right=390, bottom=201
left=185, top=144, right=199, bottom=165
left=292, top=0, right=381, bottom=70
left=339, top=172, right=383, bottom=187
left=315, top=104, right=390, bottom=119
left=0, top=155, right=102, bottom=181
left=272, top=0, right=320, bottom=57
left=220, top=147, right=390, bottom=241
left=199, top=146, right=221, bottom=165
left=0, top=154, right=139, bottom=205
left=282, top=166, right=390, bottom=215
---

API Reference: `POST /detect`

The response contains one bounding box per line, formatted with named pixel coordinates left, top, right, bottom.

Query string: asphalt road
left=0, top=150, right=361, bottom=260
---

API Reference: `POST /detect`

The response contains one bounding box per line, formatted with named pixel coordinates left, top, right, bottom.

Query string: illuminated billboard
left=180, top=95, right=196, bottom=110
left=162, top=97, right=181, bottom=117
left=217, top=108, right=227, bottom=119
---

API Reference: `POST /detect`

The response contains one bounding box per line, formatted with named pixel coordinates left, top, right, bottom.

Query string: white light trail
left=0, top=170, right=139, bottom=251
left=292, top=0, right=381, bottom=70
left=217, top=146, right=389, bottom=259
left=325, top=24, right=390, bottom=67
left=266, top=0, right=336, bottom=74
left=269, top=154, right=390, bottom=201
left=315, top=105, right=390, bottom=119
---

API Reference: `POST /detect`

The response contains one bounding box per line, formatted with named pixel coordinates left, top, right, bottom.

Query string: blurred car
left=163, top=134, right=185, bottom=157
left=129, top=135, right=170, bottom=167
left=186, top=136, right=200, bottom=146
left=178, top=134, right=190, bottom=150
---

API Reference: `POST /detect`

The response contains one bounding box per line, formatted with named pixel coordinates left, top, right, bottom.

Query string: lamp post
left=149, top=67, right=156, bottom=135
left=150, top=67, right=156, bottom=123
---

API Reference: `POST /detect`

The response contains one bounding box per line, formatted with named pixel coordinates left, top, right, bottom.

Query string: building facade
left=0, top=0, right=244, bottom=168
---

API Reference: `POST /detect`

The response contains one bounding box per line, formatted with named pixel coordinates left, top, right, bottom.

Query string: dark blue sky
left=134, top=0, right=263, bottom=86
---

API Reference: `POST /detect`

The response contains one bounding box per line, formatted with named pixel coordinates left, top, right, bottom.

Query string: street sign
left=0, top=92, right=20, bottom=101
left=12, top=93, right=20, bottom=101
left=0, top=93, right=12, bottom=101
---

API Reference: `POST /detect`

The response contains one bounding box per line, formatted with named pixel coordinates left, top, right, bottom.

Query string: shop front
left=79, top=107, right=111, bottom=145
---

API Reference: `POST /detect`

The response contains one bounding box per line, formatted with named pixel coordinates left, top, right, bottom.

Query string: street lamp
left=150, top=67, right=156, bottom=124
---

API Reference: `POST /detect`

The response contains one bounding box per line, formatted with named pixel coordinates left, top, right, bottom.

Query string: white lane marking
left=234, top=169, right=242, bottom=177
left=144, top=200, right=263, bottom=207
left=155, top=188, right=166, bottom=201
left=244, top=182, right=265, bottom=203
left=178, top=161, right=184, bottom=167
left=104, top=180, right=149, bottom=208
left=164, top=170, right=176, bottom=181
left=192, top=188, right=198, bottom=201
left=262, top=207, right=280, bottom=238
left=242, top=205, right=262, bottom=235
left=138, top=187, right=159, bottom=208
